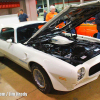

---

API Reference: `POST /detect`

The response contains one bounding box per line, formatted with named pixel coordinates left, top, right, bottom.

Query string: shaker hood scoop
left=27, top=0, right=100, bottom=43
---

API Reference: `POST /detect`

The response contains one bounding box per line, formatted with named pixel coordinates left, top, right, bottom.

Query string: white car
left=0, top=1, right=100, bottom=94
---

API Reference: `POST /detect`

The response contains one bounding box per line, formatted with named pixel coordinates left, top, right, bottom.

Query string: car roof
left=1, top=21, right=46, bottom=29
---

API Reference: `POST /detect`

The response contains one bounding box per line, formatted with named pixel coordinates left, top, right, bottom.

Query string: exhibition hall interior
left=0, top=0, right=100, bottom=100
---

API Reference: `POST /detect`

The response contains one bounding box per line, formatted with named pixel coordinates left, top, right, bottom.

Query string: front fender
left=27, top=54, right=77, bottom=91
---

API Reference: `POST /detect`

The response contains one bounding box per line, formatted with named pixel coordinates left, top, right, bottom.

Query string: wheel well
left=93, top=33, right=97, bottom=38
left=29, top=62, right=35, bottom=71
left=29, top=61, right=53, bottom=89
left=29, top=62, right=44, bottom=71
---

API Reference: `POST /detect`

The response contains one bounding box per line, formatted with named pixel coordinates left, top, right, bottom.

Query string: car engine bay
left=28, top=32, right=100, bottom=66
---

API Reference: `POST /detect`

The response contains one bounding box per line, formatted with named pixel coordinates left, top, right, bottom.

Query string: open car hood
left=26, top=0, right=100, bottom=43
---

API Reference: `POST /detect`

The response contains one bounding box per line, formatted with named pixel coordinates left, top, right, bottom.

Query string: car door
left=0, top=27, right=28, bottom=69
left=10, top=27, right=30, bottom=69
left=10, top=43, right=29, bottom=70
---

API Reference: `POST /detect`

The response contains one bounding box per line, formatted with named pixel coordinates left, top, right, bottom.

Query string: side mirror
left=6, top=39, right=12, bottom=43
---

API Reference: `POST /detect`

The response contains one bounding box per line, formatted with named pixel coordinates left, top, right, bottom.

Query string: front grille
left=89, top=63, right=100, bottom=76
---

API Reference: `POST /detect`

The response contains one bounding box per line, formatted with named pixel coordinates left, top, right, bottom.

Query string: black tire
left=93, top=33, right=97, bottom=38
left=31, top=64, right=52, bottom=94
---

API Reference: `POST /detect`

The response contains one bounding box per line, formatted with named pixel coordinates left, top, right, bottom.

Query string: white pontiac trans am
left=0, top=1, right=100, bottom=94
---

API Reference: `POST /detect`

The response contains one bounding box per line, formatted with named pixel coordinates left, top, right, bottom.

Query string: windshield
left=17, top=23, right=45, bottom=43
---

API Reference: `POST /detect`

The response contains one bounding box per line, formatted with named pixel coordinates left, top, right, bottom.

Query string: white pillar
left=25, top=0, right=37, bottom=21
left=63, top=0, right=65, bottom=8
left=47, top=0, right=50, bottom=13
left=42, top=0, right=44, bottom=10
left=80, top=0, right=84, bottom=4
left=42, top=0, right=44, bottom=14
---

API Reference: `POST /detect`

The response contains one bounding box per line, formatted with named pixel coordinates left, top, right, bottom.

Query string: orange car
left=38, top=18, right=98, bottom=38
left=76, top=18, right=98, bottom=37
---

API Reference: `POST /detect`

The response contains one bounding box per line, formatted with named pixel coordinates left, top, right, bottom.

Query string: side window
left=0, top=28, right=14, bottom=42
left=17, top=24, right=39, bottom=43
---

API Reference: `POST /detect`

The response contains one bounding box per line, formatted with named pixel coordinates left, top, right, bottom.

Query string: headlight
left=77, top=67, right=85, bottom=81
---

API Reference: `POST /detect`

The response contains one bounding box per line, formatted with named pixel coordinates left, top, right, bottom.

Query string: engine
left=31, top=34, right=100, bottom=66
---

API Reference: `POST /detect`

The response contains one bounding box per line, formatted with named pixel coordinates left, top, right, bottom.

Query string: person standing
left=46, top=5, right=57, bottom=21
left=37, top=9, right=39, bottom=17
left=44, top=10, right=47, bottom=21
left=95, top=13, right=100, bottom=39
left=19, top=9, right=28, bottom=22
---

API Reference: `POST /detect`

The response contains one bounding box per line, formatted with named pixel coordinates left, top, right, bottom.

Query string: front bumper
left=70, top=54, right=100, bottom=91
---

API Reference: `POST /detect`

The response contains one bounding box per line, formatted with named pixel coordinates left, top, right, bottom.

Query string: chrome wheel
left=33, top=69, right=45, bottom=88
